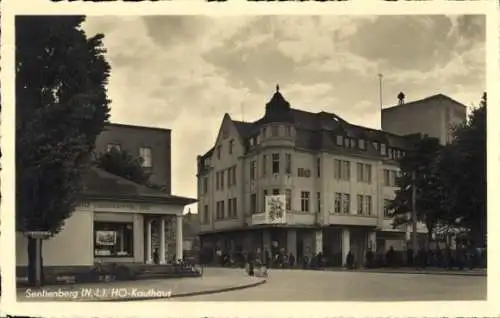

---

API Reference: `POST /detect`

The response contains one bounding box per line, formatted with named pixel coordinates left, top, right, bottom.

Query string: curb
left=320, top=268, right=486, bottom=277
left=99, top=279, right=267, bottom=302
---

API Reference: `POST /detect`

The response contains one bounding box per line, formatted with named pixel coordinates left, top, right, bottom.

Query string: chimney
left=397, top=92, right=405, bottom=105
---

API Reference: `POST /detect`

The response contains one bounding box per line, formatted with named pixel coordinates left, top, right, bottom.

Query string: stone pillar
left=368, top=231, right=376, bottom=252
left=160, top=217, right=166, bottom=264
left=176, top=214, right=183, bottom=262
left=287, top=229, right=297, bottom=257
left=314, top=229, right=323, bottom=255
left=146, top=219, right=153, bottom=264
left=341, top=228, right=350, bottom=266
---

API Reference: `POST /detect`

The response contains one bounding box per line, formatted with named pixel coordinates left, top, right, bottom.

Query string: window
left=216, top=172, right=220, bottom=190
left=342, top=160, right=351, bottom=181
left=357, top=195, right=363, bottom=215
left=285, top=189, right=292, bottom=210
left=344, top=137, right=350, bottom=147
left=94, top=222, right=133, bottom=257
left=262, top=127, right=267, bottom=137
left=262, top=154, right=268, bottom=177
left=250, top=160, right=256, bottom=181
left=220, top=201, right=225, bottom=219
left=220, top=170, right=225, bottom=189
left=272, top=188, right=280, bottom=195
left=372, top=141, right=380, bottom=152
left=384, top=199, right=392, bottom=218
left=365, top=164, right=372, bottom=183
left=232, top=198, right=238, bottom=217
left=217, top=145, right=222, bottom=159
left=285, top=125, right=292, bottom=136
left=316, top=158, right=321, bottom=177
left=298, top=168, right=311, bottom=178
left=389, top=148, right=394, bottom=159
left=336, top=135, right=343, bottom=146
left=383, top=169, right=390, bottom=186
left=390, top=170, right=397, bottom=186
left=358, top=139, right=366, bottom=150
left=285, top=153, right=292, bottom=174
left=106, top=144, right=121, bottom=152
left=250, top=193, right=257, bottom=214
left=232, top=166, right=237, bottom=186
left=272, top=153, right=280, bottom=174
left=364, top=195, right=372, bottom=216
left=139, top=147, right=153, bottom=168
left=342, top=193, right=350, bottom=214
left=228, top=198, right=237, bottom=217
left=350, top=139, right=356, bottom=148
left=271, top=126, right=279, bottom=137
left=203, top=176, right=208, bottom=194
left=300, top=191, right=310, bottom=212
left=356, top=163, right=363, bottom=182
left=334, top=159, right=342, bottom=179
left=334, top=193, right=342, bottom=213
left=380, top=143, right=387, bottom=156
left=229, top=139, right=234, bottom=154
left=317, top=192, right=321, bottom=213
left=263, top=189, right=268, bottom=212
left=203, top=205, right=209, bottom=224
left=216, top=201, right=224, bottom=220
left=227, top=167, right=231, bottom=187
left=384, top=169, right=397, bottom=187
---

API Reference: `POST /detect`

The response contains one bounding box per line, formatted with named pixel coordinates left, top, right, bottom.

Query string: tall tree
left=438, top=93, right=486, bottom=246
left=16, top=16, right=111, bottom=285
left=388, top=135, right=444, bottom=242
left=95, top=148, right=150, bottom=185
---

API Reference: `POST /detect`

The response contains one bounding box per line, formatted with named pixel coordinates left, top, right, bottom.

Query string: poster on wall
left=96, top=230, right=117, bottom=246
left=265, top=195, right=286, bottom=224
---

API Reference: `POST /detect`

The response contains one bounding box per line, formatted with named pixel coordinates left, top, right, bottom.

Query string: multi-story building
left=196, top=87, right=431, bottom=266
left=382, top=93, right=467, bottom=145
left=94, top=123, right=172, bottom=192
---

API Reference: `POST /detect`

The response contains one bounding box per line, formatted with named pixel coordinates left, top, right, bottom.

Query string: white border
left=1, top=0, right=499, bottom=317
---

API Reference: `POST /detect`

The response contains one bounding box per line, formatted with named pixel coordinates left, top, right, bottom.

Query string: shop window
left=94, top=222, right=134, bottom=257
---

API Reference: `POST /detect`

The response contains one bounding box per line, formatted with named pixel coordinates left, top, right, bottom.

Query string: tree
left=95, top=148, right=168, bottom=191
left=388, top=135, right=444, bottom=243
left=95, top=148, right=150, bottom=185
left=438, top=93, right=486, bottom=247
left=16, top=16, right=111, bottom=285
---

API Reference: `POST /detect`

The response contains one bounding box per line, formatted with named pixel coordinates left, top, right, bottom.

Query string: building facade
left=16, top=123, right=195, bottom=270
left=382, top=94, right=467, bottom=145
left=197, top=88, right=429, bottom=267
left=94, top=123, right=172, bottom=192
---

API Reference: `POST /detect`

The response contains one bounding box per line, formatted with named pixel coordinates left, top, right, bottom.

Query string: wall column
left=341, top=228, right=350, bottom=266
left=314, top=229, right=323, bottom=255
left=146, top=219, right=153, bottom=264
left=287, top=229, right=297, bottom=258
left=176, top=214, right=183, bottom=262
left=160, top=217, right=166, bottom=264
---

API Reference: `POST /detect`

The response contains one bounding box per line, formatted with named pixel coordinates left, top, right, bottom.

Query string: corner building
left=197, top=88, right=429, bottom=266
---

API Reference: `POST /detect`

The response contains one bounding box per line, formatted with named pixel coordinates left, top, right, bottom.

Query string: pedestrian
left=346, top=250, right=355, bottom=269
left=386, top=246, right=395, bottom=267
left=365, top=248, right=374, bottom=268
left=289, top=253, right=296, bottom=268
left=153, top=248, right=159, bottom=265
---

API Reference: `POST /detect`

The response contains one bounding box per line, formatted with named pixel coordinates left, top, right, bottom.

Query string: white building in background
left=196, top=87, right=465, bottom=266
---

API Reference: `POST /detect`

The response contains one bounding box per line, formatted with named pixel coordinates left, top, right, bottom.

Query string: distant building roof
left=200, top=88, right=411, bottom=160
left=81, top=166, right=196, bottom=205
left=382, top=93, right=467, bottom=112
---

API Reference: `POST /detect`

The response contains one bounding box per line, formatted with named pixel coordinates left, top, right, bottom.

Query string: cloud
left=82, top=15, right=485, bottom=212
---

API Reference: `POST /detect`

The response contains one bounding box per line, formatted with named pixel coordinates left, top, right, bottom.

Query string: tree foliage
left=388, top=134, right=444, bottom=238
left=95, top=148, right=150, bottom=185
left=16, top=16, right=111, bottom=234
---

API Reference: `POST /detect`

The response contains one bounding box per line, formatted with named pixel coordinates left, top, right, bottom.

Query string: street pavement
left=161, top=268, right=486, bottom=301
left=17, top=268, right=264, bottom=301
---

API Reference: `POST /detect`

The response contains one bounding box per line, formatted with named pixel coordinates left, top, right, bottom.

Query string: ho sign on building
left=252, top=195, right=286, bottom=225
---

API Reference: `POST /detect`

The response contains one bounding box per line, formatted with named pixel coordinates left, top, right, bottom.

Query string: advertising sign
left=265, top=195, right=286, bottom=224
left=95, top=230, right=117, bottom=246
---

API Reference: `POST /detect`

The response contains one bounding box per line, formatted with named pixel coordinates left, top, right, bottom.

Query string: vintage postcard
left=0, top=0, right=498, bottom=317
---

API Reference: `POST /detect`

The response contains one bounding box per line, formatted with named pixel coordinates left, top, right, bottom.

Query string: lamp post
left=24, top=231, right=51, bottom=287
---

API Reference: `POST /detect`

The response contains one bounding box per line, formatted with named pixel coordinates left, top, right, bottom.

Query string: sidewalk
left=323, top=267, right=487, bottom=277
left=17, top=269, right=266, bottom=301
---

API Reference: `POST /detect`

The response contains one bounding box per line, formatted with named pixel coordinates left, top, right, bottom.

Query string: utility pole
left=378, top=73, right=383, bottom=129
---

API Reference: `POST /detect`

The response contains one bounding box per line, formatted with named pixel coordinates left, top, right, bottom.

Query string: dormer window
left=271, top=126, right=279, bottom=137
left=249, top=138, right=255, bottom=147
left=350, top=139, right=356, bottom=148
left=229, top=139, right=234, bottom=155
left=380, top=143, right=387, bottom=156
left=389, top=148, right=394, bottom=159
left=372, top=141, right=380, bottom=152
left=344, top=137, right=349, bottom=146
left=256, top=135, right=260, bottom=145
left=336, top=135, right=343, bottom=146
left=216, top=145, right=222, bottom=159
left=358, top=139, right=366, bottom=150
left=285, top=125, right=292, bottom=137
left=263, top=127, right=267, bottom=137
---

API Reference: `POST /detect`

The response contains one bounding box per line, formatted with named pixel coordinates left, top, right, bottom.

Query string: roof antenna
left=241, top=101, right=245, bottom=122
left=276, top=83, right=280, bottom=93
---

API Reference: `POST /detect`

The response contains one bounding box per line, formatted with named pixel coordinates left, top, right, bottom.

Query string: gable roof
left=81, top=166, right=196, bottom=205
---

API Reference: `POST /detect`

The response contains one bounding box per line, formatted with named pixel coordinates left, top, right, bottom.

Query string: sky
left=83, top=15, right=486, bottom=213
